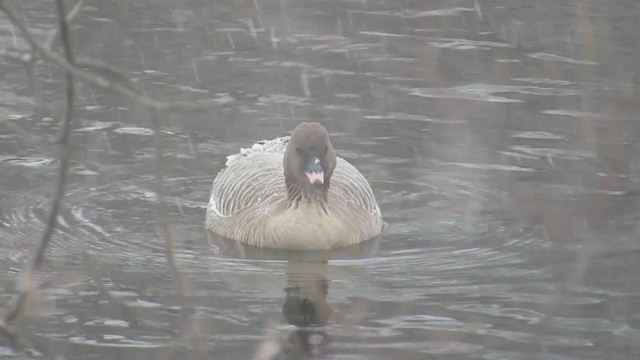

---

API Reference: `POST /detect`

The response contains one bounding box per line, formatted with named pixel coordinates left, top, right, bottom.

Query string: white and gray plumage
left=206, top=122, right=383, bottom=250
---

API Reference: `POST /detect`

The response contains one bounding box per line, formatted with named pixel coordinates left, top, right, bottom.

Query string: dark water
left=1, top=0, right=640, bottom=359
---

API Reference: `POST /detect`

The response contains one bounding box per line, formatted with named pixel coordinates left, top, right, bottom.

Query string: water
left=1, top=0, right=640, bottom=359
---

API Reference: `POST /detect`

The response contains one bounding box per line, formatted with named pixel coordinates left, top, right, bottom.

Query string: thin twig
left=149, top=112, right=207, bottom=360
left=0, top=1, right=233, bottom=113
left=82, top=253, right=140, bottom=327
left=0, top=325, right=59, bottom=360
left=0, top=2, right=210, bottom=357
left=2, top=0, right=76, bottom=324
left=45, top=0, right=84, bottom=48
left=532, top=223, right=601, bottom=360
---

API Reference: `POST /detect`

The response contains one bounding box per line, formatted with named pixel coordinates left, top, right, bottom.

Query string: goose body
left=206, top=122, right=383, bottom=250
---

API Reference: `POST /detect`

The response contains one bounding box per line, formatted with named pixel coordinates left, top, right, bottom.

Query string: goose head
left=283, top=122, right=336, bottom=201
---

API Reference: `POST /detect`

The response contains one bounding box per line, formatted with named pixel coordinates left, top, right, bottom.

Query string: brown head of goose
left=206, top=122, right=382, bottom=249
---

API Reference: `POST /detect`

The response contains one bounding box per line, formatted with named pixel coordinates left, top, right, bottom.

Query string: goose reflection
left=208, top=233, right=379, bottom=358
left=282, top=260, right=332, bottom=357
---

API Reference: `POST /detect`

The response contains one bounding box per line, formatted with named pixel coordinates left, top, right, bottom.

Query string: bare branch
left=0, top=2, right=214, bottom=357
left=0, top=325, right=60, bottom=360
left=2, top=0, right=76, bottom=324
left=82, top=253, right=140, bottom=327
left=532, top=223, right=601, bottom=360
left=0, top=1, right=232, bottom=113
left=149, top=112, right=207, bottom=360
left=45, top=0, right=84, bottom=48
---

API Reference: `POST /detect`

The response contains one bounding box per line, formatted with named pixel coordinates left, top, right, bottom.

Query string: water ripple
left=0, top=156, right=57, bottom=167
left=527, top=52, right=599, bottom=65
left=390, top=83, right=582, bottom=103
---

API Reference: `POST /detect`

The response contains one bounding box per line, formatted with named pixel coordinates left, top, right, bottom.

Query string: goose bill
left=305, top=171, right=324, bottom=185
left=305, top=157, right=324, bottom=185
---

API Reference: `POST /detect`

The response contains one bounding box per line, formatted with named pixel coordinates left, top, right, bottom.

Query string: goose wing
left=208, top=137, right=288, bottom=219
left=331, top=158, right=381, bottom=217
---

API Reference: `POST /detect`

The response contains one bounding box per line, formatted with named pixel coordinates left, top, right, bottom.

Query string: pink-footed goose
left=206, top=122, right=383, bottom=250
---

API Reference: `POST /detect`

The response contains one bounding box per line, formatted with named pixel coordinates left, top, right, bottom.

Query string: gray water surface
left=1, top=0, right=640, bottom=359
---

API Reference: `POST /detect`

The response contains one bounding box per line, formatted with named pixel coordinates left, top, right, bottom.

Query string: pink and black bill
left=305, top=157, right=324, bottom=186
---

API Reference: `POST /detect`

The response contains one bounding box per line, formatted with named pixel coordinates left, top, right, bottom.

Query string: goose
left=206, top=122, right=382, bottom=249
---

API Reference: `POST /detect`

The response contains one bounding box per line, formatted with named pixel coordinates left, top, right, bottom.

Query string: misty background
left=1, top=0, right=639, bottom=359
